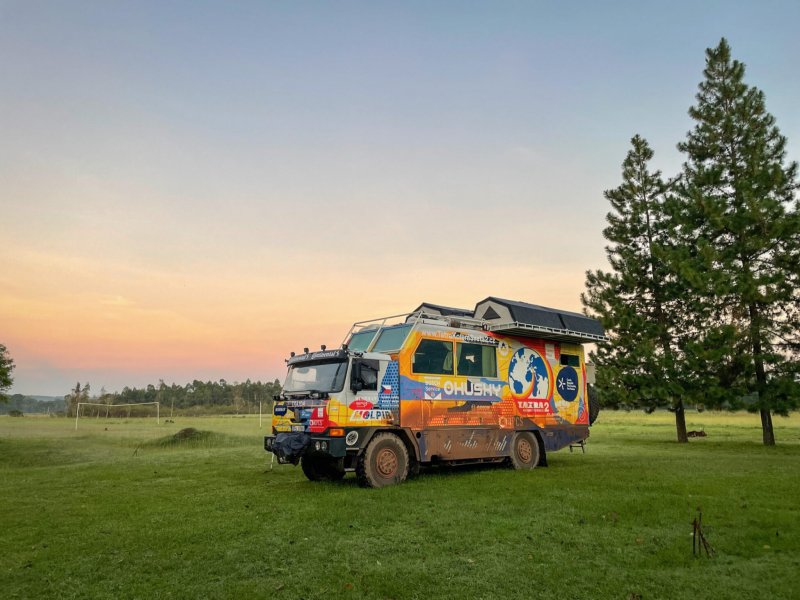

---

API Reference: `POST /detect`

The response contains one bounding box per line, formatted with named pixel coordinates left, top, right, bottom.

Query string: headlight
left=314, top=441, right=321, bottom=451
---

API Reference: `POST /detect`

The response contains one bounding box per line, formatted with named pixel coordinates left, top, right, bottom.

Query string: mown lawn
left=1, top=412, right=798, bottom=599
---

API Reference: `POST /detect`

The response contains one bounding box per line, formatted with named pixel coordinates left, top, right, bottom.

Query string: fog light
left=321, top=441, right=328, bottom=451
left=314, top=441, right=321, bottom=451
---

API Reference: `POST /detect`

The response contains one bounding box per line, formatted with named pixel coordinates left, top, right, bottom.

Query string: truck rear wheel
left=301, top=455, right=345, bottom=482
left=356, top=432, right=409, bottom=488
left=510, top=431, right=540, bottom=470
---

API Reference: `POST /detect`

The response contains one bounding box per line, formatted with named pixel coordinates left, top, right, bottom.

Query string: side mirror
left=350, top=360, right=363, bottom=392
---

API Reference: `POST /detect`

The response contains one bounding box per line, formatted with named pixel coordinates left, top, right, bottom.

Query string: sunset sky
left=2, top=1, right=799, bottom=395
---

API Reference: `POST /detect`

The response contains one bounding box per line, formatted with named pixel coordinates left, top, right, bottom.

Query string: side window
left=456, top=343, right=497, bottom=377
left=560, top=353, right=580, bottom=367
left=355, top=359, right=379, bottom=391
left=413, top=339, right=454, bottom=375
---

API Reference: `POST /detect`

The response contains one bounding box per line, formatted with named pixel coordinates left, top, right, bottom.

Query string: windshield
left=283, top=360, right=348, bottom=394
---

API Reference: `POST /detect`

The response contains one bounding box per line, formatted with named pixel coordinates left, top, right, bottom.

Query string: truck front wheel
left=509, top=431, right=540, bottom=470
left=301, top=455, right=345, bottom=482
left=356, top=432, right=409, bottom=488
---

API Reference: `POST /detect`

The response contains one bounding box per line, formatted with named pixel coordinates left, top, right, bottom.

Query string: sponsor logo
left=349, top=398, right=374, bottom=410
left=309, top=350, right=342, bottom=360
left=443, top=381, right=503, bottom=397
left=273, top=404, right=287, bottom=416
left=515, top=400, right=552, bottom=415
left=349, top=409, right=394, bottom=421
left=556, top=366, right=579, bottom=402
left=285, top=399, right=322, bottom=408
left=424, top=385, right=443, bottom=400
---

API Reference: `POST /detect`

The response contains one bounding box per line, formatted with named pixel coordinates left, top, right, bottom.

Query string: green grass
left=1, top=412, right=799, bottom=599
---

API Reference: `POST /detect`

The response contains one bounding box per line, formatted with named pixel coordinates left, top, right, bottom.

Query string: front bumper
left=264, top=433, right=347, bottom=461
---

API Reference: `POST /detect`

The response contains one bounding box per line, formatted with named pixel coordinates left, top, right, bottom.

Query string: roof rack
left=341, top=300, right=608, bottom=352
left=482, top=321, right=608, bottom=344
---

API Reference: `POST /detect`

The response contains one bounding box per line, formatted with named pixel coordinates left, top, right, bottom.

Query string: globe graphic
left=508, top=347, right=551, bottom=400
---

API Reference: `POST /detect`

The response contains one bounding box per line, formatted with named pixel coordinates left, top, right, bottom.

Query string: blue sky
left=2, top=1, right=798, bottom=394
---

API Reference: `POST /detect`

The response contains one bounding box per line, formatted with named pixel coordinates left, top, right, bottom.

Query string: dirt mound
left=149, top=428, right=216, bottom=448
left=146, top=428, right=250, bottom=450
left=173, top=427, right=203, bottom=440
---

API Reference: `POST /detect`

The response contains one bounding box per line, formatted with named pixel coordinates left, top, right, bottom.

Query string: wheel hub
left=518, top=438, right=532, bottom=462
left=376, top=448, right=398, bottom=477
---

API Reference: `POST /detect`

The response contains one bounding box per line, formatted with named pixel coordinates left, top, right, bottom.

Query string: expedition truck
left=264, top=297, right=606, bottom=488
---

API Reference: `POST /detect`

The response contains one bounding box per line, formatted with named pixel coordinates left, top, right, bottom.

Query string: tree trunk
left=675, top=400, right=688, bottom=443
left=748, top=301, right=775, bottom=445
left=760, top=409, right=775, bottom=446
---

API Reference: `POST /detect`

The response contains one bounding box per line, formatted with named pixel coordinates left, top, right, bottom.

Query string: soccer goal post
left=75, top=402, right=160, bottom=430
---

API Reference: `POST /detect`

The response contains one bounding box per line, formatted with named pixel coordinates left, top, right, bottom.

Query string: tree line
left=583, top=39, right=799, bottom=445
left=63, top=379, right=283, bottom=417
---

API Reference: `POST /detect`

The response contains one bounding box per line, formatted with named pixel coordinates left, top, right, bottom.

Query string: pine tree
left=676, top=38, right=800, bottom=445
left=583, top=135, right=691, bottom=442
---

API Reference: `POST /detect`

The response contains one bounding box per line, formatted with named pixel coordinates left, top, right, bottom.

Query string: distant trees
left=65, top=378, right=282, bottom=415
left=584, top=38, right=800, bottom=445
left=65, top=382, right=90, bottom=417
left=0, top=394, right=65, bottom=415
left=0, top=343, right=15, bottom=403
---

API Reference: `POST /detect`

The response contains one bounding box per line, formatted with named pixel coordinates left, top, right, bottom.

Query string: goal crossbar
left=75, top=402, right=160, bottom=430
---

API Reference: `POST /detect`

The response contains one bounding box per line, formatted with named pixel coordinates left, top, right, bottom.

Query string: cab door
left=344, top=358, right=380, bottom=425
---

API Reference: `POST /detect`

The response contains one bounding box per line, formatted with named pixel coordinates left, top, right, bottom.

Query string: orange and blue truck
left=265, top=297, right=606, bottom=487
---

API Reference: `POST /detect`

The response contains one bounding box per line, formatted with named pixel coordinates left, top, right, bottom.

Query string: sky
left=2, top=1, right=799, bottom=395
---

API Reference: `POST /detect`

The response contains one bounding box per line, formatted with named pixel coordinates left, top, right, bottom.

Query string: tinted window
left=412, top=339, right=454, bottom=375
left=560, top=353, right=580, bottom=367
left=372, top=324, right=412, bottom=352
left=456, top=343, right=497, bottom=377
left=348, top=328, right=378, bottom=352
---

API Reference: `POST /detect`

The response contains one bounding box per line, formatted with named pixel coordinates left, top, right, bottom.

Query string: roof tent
left=409, top=303, right=474, bottom=318
left=474, top=297, right=607, bottom=344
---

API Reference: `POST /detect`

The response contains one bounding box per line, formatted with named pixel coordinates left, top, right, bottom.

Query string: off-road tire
left=301, top=455, right=345, bottom=482
left=509, top=431, right=540, bottom=470
left=356, top=432, right=409, bottom=488
left=588, top=384, right=600, bottom=426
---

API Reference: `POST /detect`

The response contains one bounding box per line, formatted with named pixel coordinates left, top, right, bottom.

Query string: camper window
left=456, top=343, right=497, bottom=377
left=412, top=339, right=454, bottom=375
left=560, top=353, right=580, bottom=367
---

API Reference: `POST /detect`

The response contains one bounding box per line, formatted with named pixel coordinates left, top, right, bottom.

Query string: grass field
left=1, top=411, right=799, bottom=599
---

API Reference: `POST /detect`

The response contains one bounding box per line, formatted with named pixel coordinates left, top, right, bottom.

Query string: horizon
left=3, top=2, right=799, bottom=396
